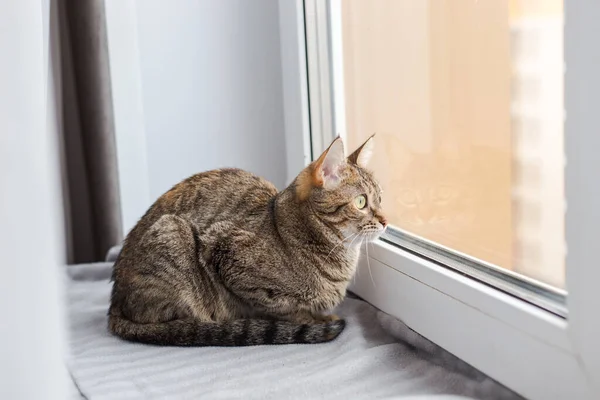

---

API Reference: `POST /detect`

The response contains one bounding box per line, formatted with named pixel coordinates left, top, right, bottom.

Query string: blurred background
left=342, top=0, right=565, bottom=288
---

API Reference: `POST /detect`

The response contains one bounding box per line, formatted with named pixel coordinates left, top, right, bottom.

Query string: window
left=338, top=0, right=565, bottom=292
left=295, top=0, right=600, bottom=398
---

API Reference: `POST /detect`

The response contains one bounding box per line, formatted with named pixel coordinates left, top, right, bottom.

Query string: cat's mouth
left=359, top=227, right=386, bottom=242
left=340, top=227, right=386, bottom=249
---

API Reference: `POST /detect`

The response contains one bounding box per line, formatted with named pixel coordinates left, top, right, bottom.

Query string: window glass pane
left=338, top=0, right=565, bottom=289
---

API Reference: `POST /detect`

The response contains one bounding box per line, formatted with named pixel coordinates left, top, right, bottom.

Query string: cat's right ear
left=348, top=134, right=375, bottom=168
left=296, top=137, right=346, bottom=201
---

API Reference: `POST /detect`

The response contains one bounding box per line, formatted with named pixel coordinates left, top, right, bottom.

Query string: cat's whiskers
left=353, top=234, right=363, bottom=285
left=324, top=232, right=357, bottom=262
left=351, top=232, right=366, bottom=285
left=347, top=231, right=362, bottom=250
left=348, top=233, right=360, bottom=249
left=364, top=232, right=376, bottom=288
left=369, top=225, right=387, bottom=252
left=369, top=234, right=376, bottom=253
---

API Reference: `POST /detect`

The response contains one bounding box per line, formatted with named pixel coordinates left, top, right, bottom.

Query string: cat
left=108, top=136, right=387, bottom=346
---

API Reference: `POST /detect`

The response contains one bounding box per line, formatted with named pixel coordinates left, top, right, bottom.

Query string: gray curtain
left=58, top=0, right=123, bottom=263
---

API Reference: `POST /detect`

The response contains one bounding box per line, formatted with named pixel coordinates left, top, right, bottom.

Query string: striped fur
left=109, top=315, right=345, bottom=346
left=109, top=137, right=386, bottom=346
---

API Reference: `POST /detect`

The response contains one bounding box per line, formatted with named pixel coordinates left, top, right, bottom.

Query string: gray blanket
left=65, top=262, right=519, bottom=400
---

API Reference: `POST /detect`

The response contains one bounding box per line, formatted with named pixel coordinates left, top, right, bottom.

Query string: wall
left=106, top=0, right=287, bottom=233
left=0, top=0, right=68, bottom=397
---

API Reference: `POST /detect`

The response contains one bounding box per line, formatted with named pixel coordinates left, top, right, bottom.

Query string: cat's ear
left=348, top=134, right=375, bottom=168
left=296, top=137, right=346, bottom=200
left=314, top=136, right=346, bottom=189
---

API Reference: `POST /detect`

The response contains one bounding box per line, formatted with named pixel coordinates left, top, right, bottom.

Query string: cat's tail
left=108, top=315, right=346, bottom=346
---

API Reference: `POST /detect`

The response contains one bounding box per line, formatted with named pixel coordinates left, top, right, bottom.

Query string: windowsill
left=349, top=239, right=588, bottom=399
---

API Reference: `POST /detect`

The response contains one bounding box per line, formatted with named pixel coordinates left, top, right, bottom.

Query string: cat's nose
left=378, top=216, right=388, bottom=228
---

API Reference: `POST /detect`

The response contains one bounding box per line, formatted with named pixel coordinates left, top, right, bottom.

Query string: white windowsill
left=350, top=239, right=589, bottom=400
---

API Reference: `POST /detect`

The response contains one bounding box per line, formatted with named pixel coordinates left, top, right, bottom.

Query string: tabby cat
left=108, top=136, right=386, bottom=346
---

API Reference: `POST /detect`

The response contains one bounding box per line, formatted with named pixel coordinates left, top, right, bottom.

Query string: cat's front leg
left=214, top=228, right=343, bottom=323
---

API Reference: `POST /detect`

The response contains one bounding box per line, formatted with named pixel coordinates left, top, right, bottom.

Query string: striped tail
left=108, top=315, right=346, bottom=346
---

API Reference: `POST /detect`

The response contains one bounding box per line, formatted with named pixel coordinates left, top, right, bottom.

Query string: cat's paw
left=313, top=313, right=341, bottom=323
left=323, top=319, right=346, bottom=342
left=291, top=311, right=340, bottom=324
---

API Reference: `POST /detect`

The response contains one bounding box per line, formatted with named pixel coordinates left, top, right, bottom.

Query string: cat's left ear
left=348, top=134, right=375, bottom=168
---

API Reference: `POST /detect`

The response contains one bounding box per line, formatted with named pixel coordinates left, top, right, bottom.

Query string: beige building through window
left=339, top=0, right=565, bottom=288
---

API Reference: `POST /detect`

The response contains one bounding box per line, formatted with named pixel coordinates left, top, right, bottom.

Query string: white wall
left=0, top=1, right=67, bottom=397
left=107, top=0, right=288, bottom=233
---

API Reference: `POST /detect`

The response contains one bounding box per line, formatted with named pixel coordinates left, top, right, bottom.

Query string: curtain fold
left=58, top=0, right=123, bottom=263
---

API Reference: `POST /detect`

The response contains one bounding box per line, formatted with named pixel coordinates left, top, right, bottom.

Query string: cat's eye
left=354, top=195, right=367, bottom=209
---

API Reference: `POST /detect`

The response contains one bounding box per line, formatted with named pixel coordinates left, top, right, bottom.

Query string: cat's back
left=145, top=168, right=278, bottom=232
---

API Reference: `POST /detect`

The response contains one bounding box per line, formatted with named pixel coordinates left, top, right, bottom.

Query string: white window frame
left=280, top=1, right=600, bottom=398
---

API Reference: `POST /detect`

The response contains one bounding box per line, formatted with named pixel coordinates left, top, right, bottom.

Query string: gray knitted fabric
left=65, top=262, right=519, bottom=399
